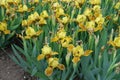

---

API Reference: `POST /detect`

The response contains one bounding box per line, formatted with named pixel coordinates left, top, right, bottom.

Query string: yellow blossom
left=57, top=64, right=65, bottom=70
left=89, top=0, right=101, bottom=5
left=27, top=14, right=36, bottom=25
left=45, top=67, right=53, bottom=76
left=0, top=0, right=6, bottom=6
left=84, top=8, right=92, bottom=16
left=57, top=28, right=66, bottom=39
left=0, top=21, right=10, bottom=34
left=39, top=17, right=47, bottom=25
left=42, top=45, right=52, bottom=55
left=7, top=0, right=21, bottom=4
left=51, top=36, right=59, bottom=42
left=48, top=58, right=59, bottom=68
left=25, top=27, right=42, bottom=39
left=67, top=44, right=74, bottom=52
left=93, top=5, right=101, bottom=13
left=74, top=0, right=86, bottom=8
left=72, top=57, right=80, bottom=63
left=14, top=0, right=21, bottom=4
left=60, top=36, right=72, bottom=47
left=114, top=37, right=120, bottom=47
left=74, top=1, right=79, bottom=8
left=95, top=15, right=104, bottom=25
left=85, top=21, right=95, bottom=32
left=61, top=16, right=69, bottom=24
left=37, top=54, right=45, bottom=61
left=45, top=57, right=65, bottom=76
left=40, top=10, right=49, bottom=18
left=55, top=8, right=65, bottom=17
left=22, top=20, right=28, bottom=27
left=114, top=2, right=120, bottom=9
left=28, top=14, right=35, bottom=21
left=6, top=0, right=14, bottom=4
left=76, top=14, right=86, bottom=24
left=72, top=45, right=92, bottom=63
left=37, top=45, right=58, bottom=61
left=78, top=23, right=86, bottom=31
left=72, top=46, right=84, bottom=63
left=93, top=5, right=101, bottom=17
left=57, top=16, right=69, bottom=24
left=22, top=13, right=38, bottom=28
left=73, top=46, right=84, bottom=57
left=34, top=0, right=39, bottom=3
left=25, top=27, right=36, bottom=37
left=33, top=12, right=40, bottom=20
left=0, top=22, right=7, bottom=31
left=84, top=50, right=93, bottom=56
left=75, top=0, right=86, bottom=4
left=77, top=0, right=86, bottom=4
left=113, top=15, right=119, bottom=22
left=108, top=36, right=120, bottom=48
left=61, top=0, right=71, bottom=3
left=52, top=2, right=61, bottom=9
left=94, top=24, right=103, bottom=32
left=17, top=4, right=28, bottom=13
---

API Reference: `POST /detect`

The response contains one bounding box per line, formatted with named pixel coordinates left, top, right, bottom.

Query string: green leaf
left=105, top=72, right=116, bottom=80
left=11, top=45, right=30, bottom=70
left=84, top=70, right=96, bottom=80
left=98, top=28, right=108, bottom=47
left=9, top=54, right=20, bottom=65
left=31, top=67, right=38, bottom=76
left=0, top=7, right=5, bottom=21
left=7, top=31, right=15, bottom=39
left=9, top=17, right=22, bottom=30
left=32, top=44, right=37, bottom=57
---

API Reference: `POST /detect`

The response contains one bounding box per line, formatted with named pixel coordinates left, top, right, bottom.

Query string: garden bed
left=0, top=49, right=36, bottom=80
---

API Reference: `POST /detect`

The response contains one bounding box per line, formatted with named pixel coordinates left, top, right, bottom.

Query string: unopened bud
left=66, top=52, right=71, bottom=67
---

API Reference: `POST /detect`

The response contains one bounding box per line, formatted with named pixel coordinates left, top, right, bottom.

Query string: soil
left=0, top=48, right=79, bottom=80
left=0, top=48, right=36, bottom=80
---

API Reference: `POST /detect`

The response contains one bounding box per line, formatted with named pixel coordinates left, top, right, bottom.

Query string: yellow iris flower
left=55, top=8, right=65, bottom=18
left=52, top=2, right=61, bottom=9
left=37, top=45, right=58, bottom=61
left=89, top=0, right=101, bottom=5
left=72, top=45, right=92, bottom=63
left=60, top=36, right=72, bottom=47
left=0, top=21, right=10, bottom=34
left=95, top=15, right=104, bottom=25
left=22, top=20, right=28, bottom=27
left=76, top=14, right=86, bottom=24
left=74, top=0, right=86, bottom=8
left=85, top=21, right=95, bottom=32
left=114, top=2, right=120, bottom=9
left=51, top=28, right=66, bottom=42
left=45, top=57, right=65, bottom=76
left=61, top=0, right=71, bottom=3
left=108, top=36, right=120, bottom=48
left=24, top=27, right=43, bottom=39
left=40, top=10, right=49, bottom=18
left=17, top=4, right=28, bottom=13
left=34, top=0, right=39, bottom=4
left=39, top=17, right=47, bottom=25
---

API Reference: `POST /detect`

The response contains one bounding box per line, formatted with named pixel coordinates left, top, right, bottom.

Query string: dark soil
left=0, top=48, right=36, bottom=80
left=0, top=48, right=80, bottom=80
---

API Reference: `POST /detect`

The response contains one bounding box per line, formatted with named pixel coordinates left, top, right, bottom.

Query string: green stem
left=104, top=48, right=117, bottom=79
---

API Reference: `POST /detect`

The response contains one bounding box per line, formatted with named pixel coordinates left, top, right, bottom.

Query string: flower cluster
left=1, top=0, right=120, bottom=79
left=76, top=5, right=104, bottom=33
left=37, top=45, right=65, bottom=76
